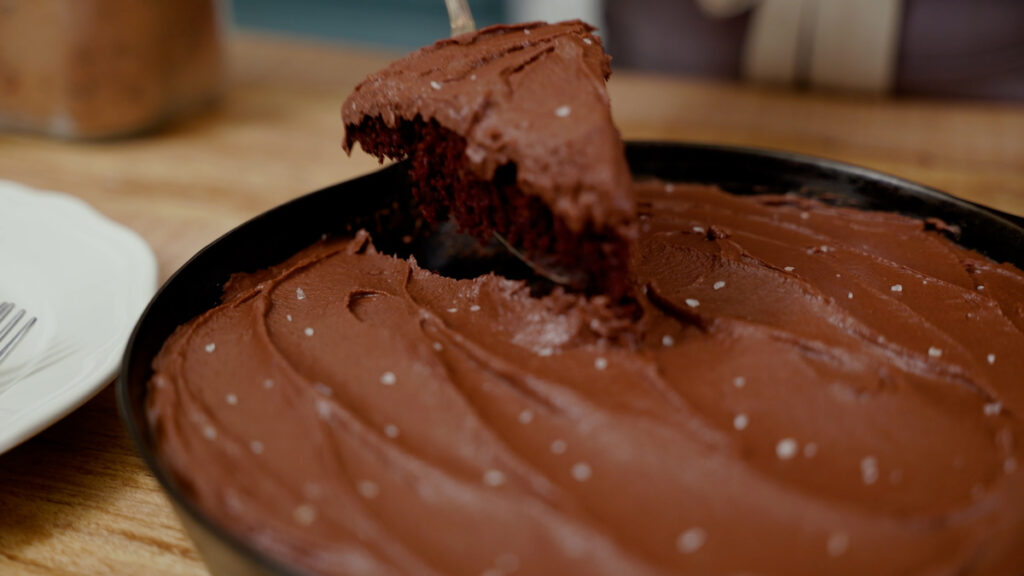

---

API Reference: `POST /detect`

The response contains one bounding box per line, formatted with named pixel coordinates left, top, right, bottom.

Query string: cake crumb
left=296, top=287, right=306, bottom=300
left=470, top=304, right=481, bottom=312
left=583, top=37, right=593, bottom=45
left=713, top=281, right=726, bottom=290
left=685, top=298, right=700, bottom=308
left=662, top=335, right=675, bottom=347
left=848, top=292, right=854, bottom=299
left=304, top=327, right=314, bottom=337
left=430, top=80, right=443, bottom=90
left=205, top=343, right=216, bottom=353
left=928, top=347, right=943, bottom=358
left=784, top=266, right=795, bottom=272
left=987, top=353, right=996, bottom=365
left=692, top=226, right=705, bottom=234
left=676, top=527, right=707, bottom=554
left=286, top=314, right=293, bottom=322
left=594, top=357, right=608, bottom=370
left=555, top=105, right=571, bottom=118
left=890, top=284, right=903, bottom=293
left=380, top=371, right=397, bottom=386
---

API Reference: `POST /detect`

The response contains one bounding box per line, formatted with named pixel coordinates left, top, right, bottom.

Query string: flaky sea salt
left=776, top=438, right=798, bottom=460
left=483, top=469, right=506, bottom=486
left=861, top=456, right=879, bottom=485
left=571, top=462, right=592, bottom=482
left=676, top=527, right=707, bottom=554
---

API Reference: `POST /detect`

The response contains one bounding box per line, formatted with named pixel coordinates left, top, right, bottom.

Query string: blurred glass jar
left=0, top=0, right=227, bottom=139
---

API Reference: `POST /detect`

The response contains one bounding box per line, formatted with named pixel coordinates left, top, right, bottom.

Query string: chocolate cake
left=342, top=21, right=635, bottom=300
left=148, top=182, right=1024, bottom=575
left=144, top=18, right=1024, bottom=576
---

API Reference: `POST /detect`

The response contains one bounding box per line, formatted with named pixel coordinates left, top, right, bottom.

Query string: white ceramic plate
left=0, top=180, right=157, bottom=454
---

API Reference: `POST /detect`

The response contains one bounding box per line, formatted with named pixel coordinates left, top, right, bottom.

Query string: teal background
left=233, top=0, right=507, bottom=49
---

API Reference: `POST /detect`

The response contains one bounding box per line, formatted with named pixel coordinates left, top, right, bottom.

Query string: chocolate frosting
left=341, top=21, right=634, bottom=234
left=149, top=183, right=1024, bottom=576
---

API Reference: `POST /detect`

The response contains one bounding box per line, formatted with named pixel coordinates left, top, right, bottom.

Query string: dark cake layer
left=346, top=115, right=632, bottom=300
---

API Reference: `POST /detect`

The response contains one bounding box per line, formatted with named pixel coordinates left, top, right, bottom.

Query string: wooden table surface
left=1, top=32, right=1022, bottom=575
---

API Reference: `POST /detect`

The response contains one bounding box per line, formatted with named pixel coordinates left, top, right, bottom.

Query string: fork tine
left=0, top=305, right=35, bottom=362
left=0, top=308, right=25, bottom=343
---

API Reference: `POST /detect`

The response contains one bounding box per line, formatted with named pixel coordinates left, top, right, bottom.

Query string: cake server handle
left=445, top=0, right=477, bottom=36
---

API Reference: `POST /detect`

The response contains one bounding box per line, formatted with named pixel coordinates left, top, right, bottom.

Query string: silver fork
left=0, top=302, right=36, bottom=366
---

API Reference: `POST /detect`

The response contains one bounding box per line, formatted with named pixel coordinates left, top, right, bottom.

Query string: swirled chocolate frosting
left=342, top=20, right=632, bottom=234
left=149, top=183, right=1024, bottom=576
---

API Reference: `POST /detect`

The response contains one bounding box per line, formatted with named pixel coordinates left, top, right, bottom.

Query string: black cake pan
left=118, top=142, right=1024, bottom=576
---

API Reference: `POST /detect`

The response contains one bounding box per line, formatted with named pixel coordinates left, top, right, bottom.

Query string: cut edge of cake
left=342, top=21, right=637, bottom=302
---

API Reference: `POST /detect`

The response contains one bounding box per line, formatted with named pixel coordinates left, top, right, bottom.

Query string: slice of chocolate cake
left=342, top=20, right=635, bottom=300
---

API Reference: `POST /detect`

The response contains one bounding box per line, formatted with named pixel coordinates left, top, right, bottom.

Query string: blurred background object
left=1, top=0, right=1019, bottom=142
left=0, top=0, right=227, bottom=138
left=608, top=0, right=1024, bottom=99
left=234, top=0, right=1023, bottom=100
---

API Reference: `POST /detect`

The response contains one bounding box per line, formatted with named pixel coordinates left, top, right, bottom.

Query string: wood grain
left=1, top=32, right=1022, bottom=576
